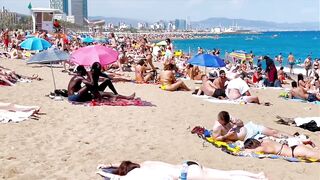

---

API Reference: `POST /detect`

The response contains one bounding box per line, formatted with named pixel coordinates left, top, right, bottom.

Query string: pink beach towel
left=71, top=98, right=155, bottom=107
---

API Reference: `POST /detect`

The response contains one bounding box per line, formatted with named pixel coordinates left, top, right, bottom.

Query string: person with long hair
left=97, top=160, right=267, bottom=180
left=244, top=138, right=320, bottom=160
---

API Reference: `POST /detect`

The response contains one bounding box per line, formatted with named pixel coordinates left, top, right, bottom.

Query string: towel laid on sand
left=71, top=98, right=155, bottom=107
left=191, top=126, right=320, bottom=163
left=0, top=102, right=40, bottom=123
left=192, top=95, right=249, bottom=105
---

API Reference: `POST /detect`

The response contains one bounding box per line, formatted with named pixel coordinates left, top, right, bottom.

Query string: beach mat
left=71, top=98, right=155, bottom=107
left=191, top=126, right=320, bottom=163
left=98, top=167, right=118, bottom=180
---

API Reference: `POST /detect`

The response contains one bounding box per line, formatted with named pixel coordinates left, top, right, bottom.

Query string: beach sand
left=0, top=58, right=319, bottom=180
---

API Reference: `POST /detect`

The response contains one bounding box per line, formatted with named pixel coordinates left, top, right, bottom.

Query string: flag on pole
left=28, top=2, right=32, bottom=10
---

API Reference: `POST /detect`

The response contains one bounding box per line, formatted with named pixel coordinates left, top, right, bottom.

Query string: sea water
left=174, top=31, right=320, bottom=67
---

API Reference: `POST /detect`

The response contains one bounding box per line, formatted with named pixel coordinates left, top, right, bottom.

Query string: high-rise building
left=174, top=19, right=187, bottom=31
left=49, top=0, right=68, bottom=14
left=49, top=0, right=87, bottom=25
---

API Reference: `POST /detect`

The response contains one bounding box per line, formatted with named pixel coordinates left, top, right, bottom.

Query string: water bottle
left=180, top=162, right=188, bottom=180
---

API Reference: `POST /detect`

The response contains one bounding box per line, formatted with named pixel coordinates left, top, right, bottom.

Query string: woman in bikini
left=97, top=160, right=267, bottom=180
left=159, top=64, right=190, bottom=91
left=244, top=138, right=320, bottom=160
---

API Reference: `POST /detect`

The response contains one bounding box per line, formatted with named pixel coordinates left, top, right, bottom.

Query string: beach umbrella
left=27, top=48, right=70, bottom=91
left=19, top=37, right=51, bottom=51
left=82, top=36, right=94, bottom=43
left=188, top=54, right=226, bottom=68
left=70, top=45, right=119, bottom=66
left=229, top=50, right=248, bottom=61
left=156, top=40, right=167, bottom=46
left=94, top=37, right=107, bottom=43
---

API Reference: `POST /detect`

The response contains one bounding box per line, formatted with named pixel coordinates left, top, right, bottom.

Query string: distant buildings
left=49, top=0, right=88, bottom=25
left=175, top=19, right=187, bottom=30
left=0, top=6, right=18, bottom=25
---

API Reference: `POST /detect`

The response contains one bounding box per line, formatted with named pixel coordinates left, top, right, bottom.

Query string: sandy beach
left=0, top=58, right=319, bottom=180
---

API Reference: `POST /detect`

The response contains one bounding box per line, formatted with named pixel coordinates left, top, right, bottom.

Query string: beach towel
left=71, top=98, right=155, bottom=107
left=276, top=116, right=320, bottom=132
left=281, top=97, right=320, bottom=105
left=192, top=94, right=251, bottom=105
left=191, top=126, right=320, bottom=163
left=0, top=102, right=40, bottom=123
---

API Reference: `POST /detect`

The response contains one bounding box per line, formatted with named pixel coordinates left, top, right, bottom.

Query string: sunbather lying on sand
left=159, top=63, right=190, bottom=91
left=244, top=138, right=320, bottom=160
left=226, top=73, right=260, bottom=104
left=197, top=75, right=226, bottom=99
left=97, top=160, right=267, bottom=180
left=212, top=111, right=291, bottom=142
left=289, top=81, right=320, bottom=102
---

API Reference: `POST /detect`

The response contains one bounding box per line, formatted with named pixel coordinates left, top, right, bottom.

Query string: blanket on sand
left=71, top=98, right=155, bottom=107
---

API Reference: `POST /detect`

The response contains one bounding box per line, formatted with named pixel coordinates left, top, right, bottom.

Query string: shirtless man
left=226, top=73, right=260, bottom=104
left=197, top=75, right=226, bottom=99
left=67, top=65, right=94, bottom=102
left=135, top=59, right=153, bottom=83
left=211, top=111, right=289, bottom=142
left=244, top=138, right=320, bottom=160
left=213, top=70, right=228, bottom=90
left=159, top=63, right=190, bottom=91
left=289, top=81, right=320, bottom=102
left=288, top=52, right=295, bottom=75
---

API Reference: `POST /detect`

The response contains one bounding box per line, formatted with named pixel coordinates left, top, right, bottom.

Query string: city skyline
left=0, top=0, right=319, bottom=23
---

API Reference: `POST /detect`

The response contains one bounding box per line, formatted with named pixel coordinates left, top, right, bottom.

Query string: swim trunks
left=244, top=121, right=266, bottom=140
left=307, top=93, right=318, bottom=102
left=212, top=89, right=226, bottom=98
left=68, top=93, right=92, bottom=102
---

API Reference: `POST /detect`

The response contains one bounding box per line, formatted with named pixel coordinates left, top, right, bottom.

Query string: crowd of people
left=1, top=27, right=320, bottom=179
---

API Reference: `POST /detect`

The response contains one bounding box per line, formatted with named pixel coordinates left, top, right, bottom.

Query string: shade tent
left=27, top=48, right=70, bottom=91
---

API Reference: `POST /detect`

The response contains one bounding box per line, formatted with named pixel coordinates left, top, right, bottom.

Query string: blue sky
left=1, top=0, right=319, bottom=23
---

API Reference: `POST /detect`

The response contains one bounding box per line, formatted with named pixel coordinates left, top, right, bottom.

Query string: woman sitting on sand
left=297, top=73, right=311, bottom=91
left=97, top=160, right=267, bottom=180
left=244, top=138, right=320, bottom=160
left=185, top=64, right=203, bottom=80
left=159, top=63, right=190, bottom=91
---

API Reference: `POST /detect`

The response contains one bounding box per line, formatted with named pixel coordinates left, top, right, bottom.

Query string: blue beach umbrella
left=27, top=48, right=70, bottom=64
left=20, top=37, right=51, bottom=51
left=188, top=54, right=226, bottom=68
left=82, top=36, right=94, bottom=43
left=27, top=48, right=70, bottom=91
